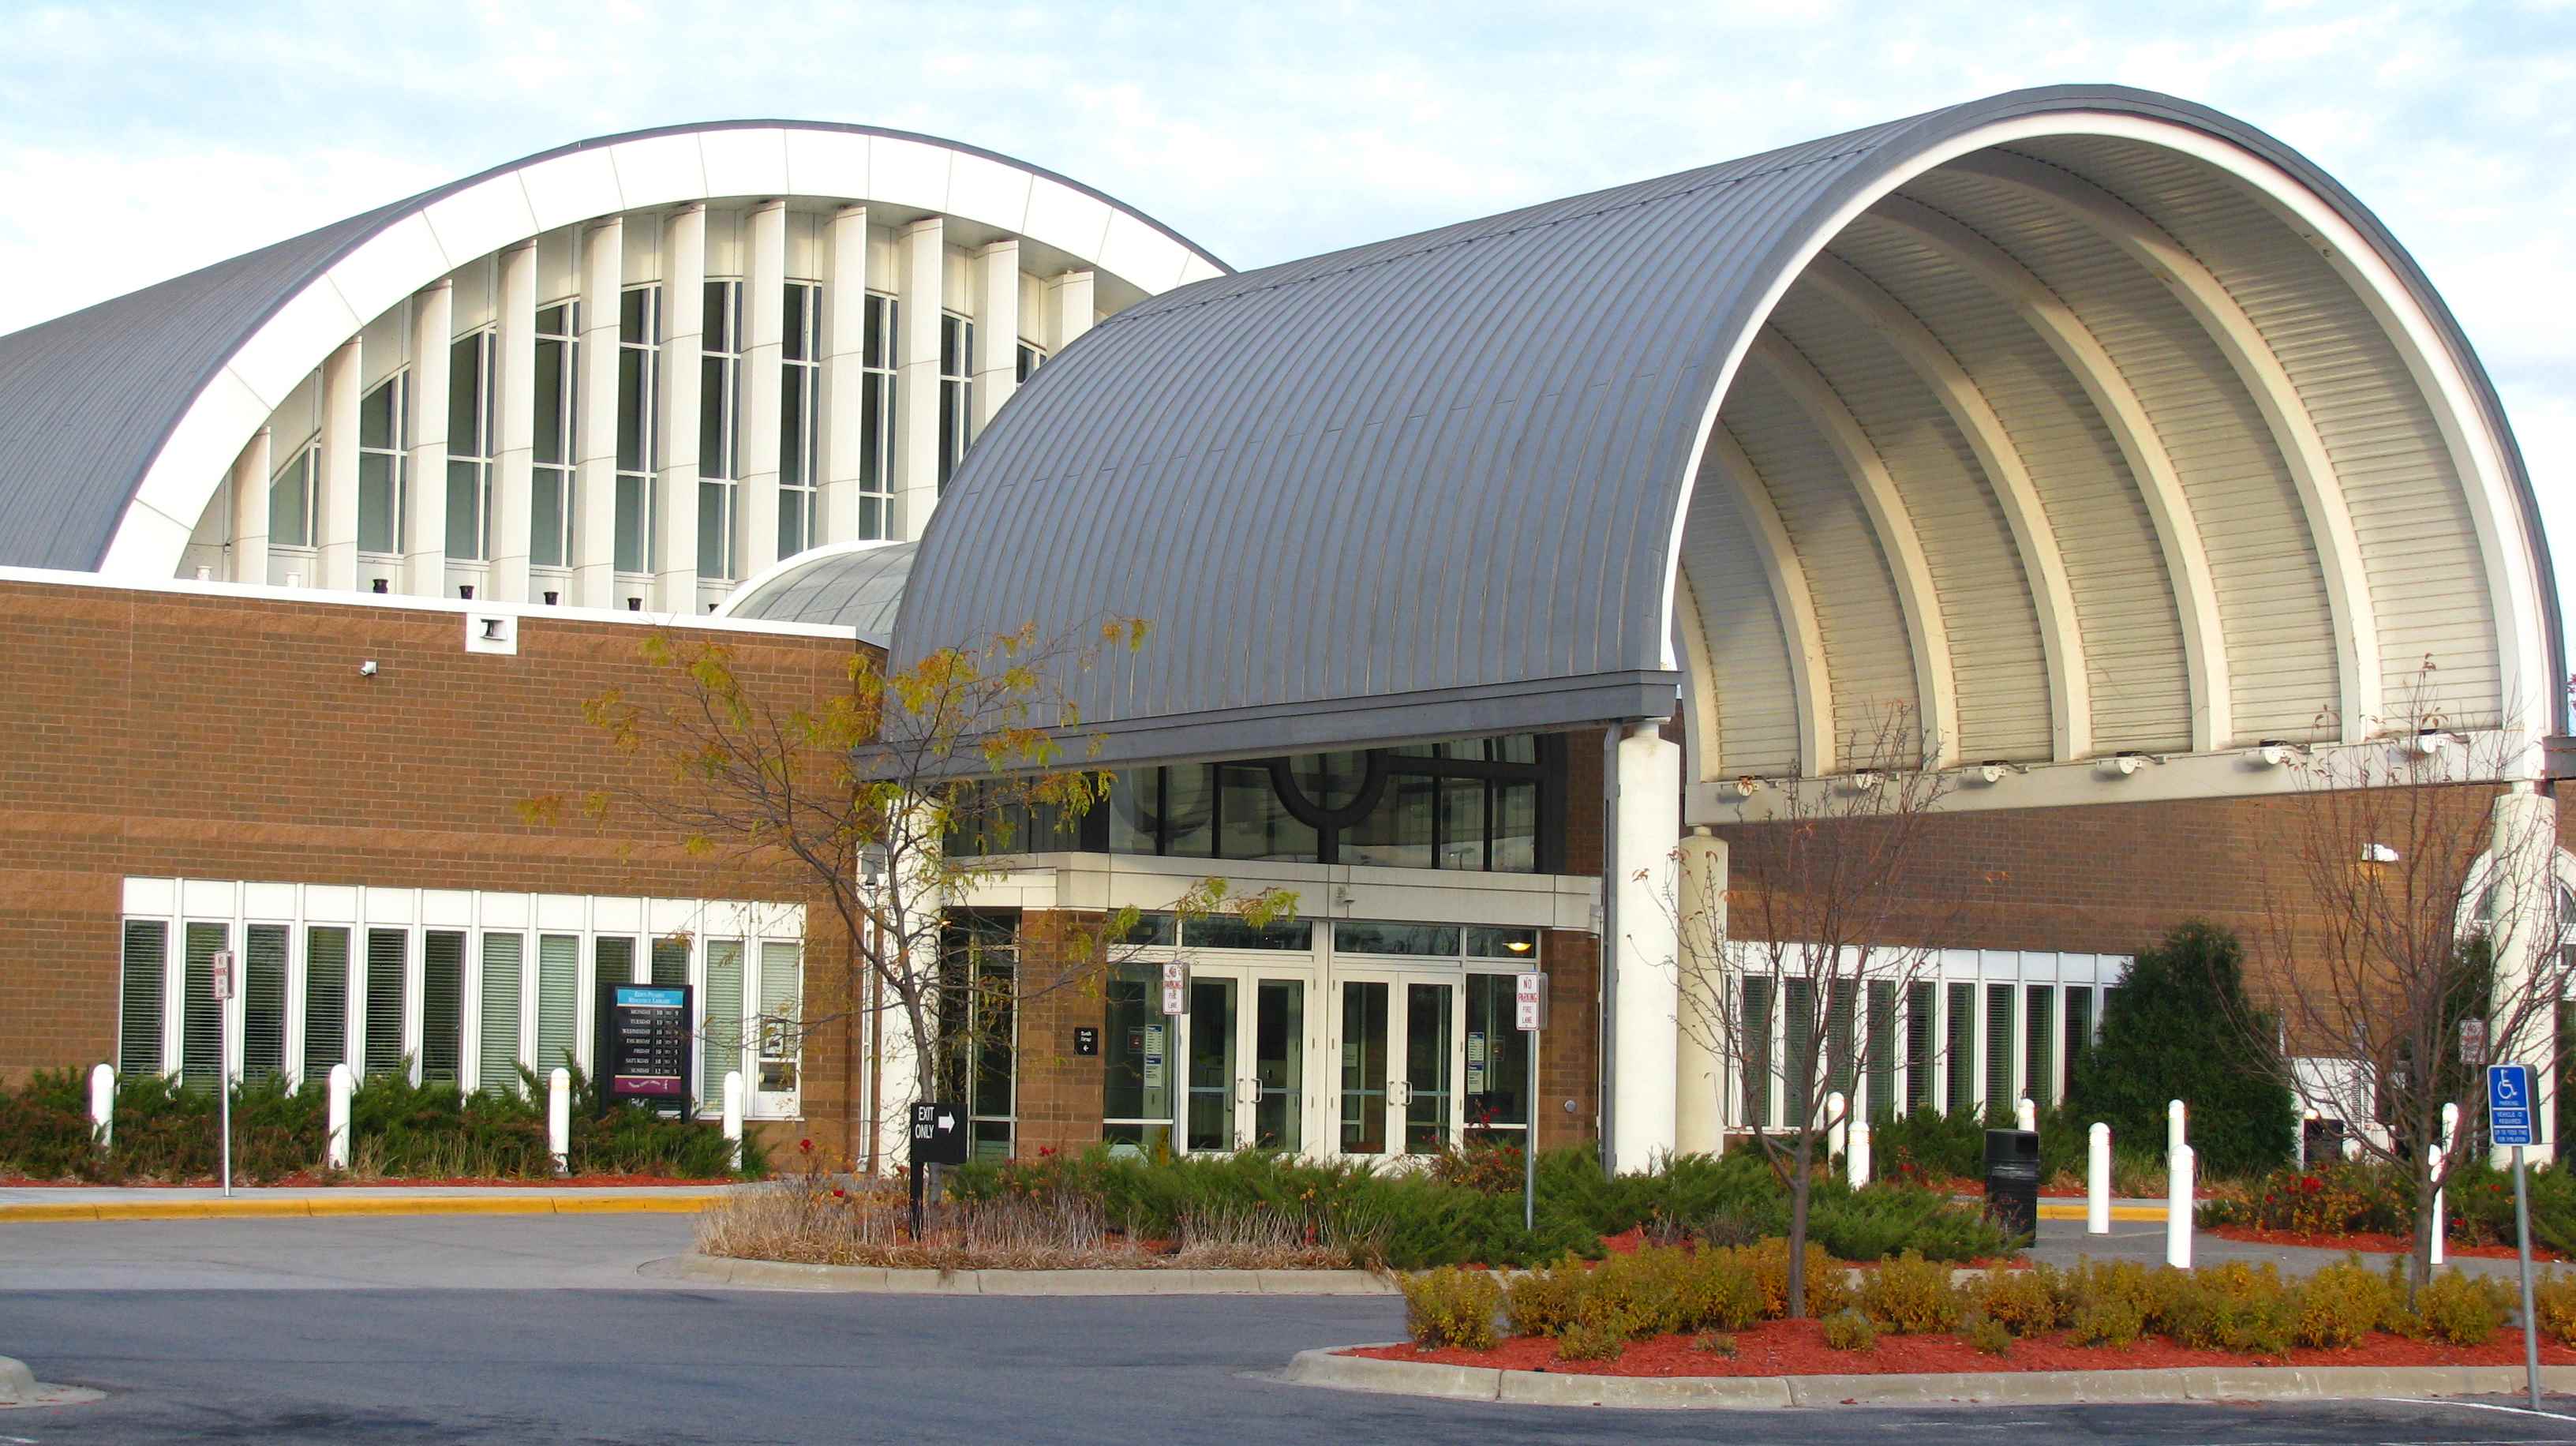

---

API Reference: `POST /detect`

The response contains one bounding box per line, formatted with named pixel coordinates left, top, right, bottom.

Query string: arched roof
left=895, top=85, right=2561, bottom=786
left=0, top=120, right=1228, bottom=575
left=714, top=541, right=914, bottom=644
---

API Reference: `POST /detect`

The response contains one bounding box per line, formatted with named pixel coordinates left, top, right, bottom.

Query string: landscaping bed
left=2207, top=1223, right=2570, bottom=1264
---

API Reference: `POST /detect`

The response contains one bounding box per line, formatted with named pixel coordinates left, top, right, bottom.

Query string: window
left=533, top=302, right=579, bottom=569
left=1905, top=981, right=1935, bottom=1111
left=938, top=312, right=974, bottom=489
left=939, top=915, right=1016, bottom=1161
left=358, top=374, right=407, bottom=555
left=1945, top=981, right=1975, bottom=1114
left=447, top=332, right=496, bottom=562
left=2064, top=987, right=2094, bottom=1088
left=1740, top=978, right=1773, bottom=1129
left=2024, top=983, right=2055, bottom=1109
left=1332, top=922, right=1460, bottom=957
left=245, top=924, right=288, bottom=1084
left=363, top=927, right=408, bottom=1077
left=616, top=287, right=661, bottom=575
left=651, top=935, right=688, bottom=988
left=423, top=931, right=465, bottom=1084
left=1866, top=980, right=1896, bottom=1122
left=181, top=923, right=227, bottom=1088
left=534, top=934, right=578, bottom=1074
left=269, top=442, right=317, bottom=551
left=757, top=940, right=803, bottom=1102
left=1464, top=974, right=1528, bottom=1141
left=1016, top=340, right=1043, bottom=384
left=698, top=280, right=743, bottom=579
left=700, top=939, right=743, bottom=1107
left=118, top=921, right=167, bottom=1077
left=1984, top=982, right=2015, bottom=1114
left=304, top=926, right=350, bottom=1081
left=778, top=281, right=820, bottom=559
left=857, top=293, right=897, bottom=540
left=1101, top=965, right=1174, bottom=1156
left=477, top=934, right=522, bottom=1092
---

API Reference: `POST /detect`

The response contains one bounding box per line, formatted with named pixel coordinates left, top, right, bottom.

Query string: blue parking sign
left=2489, top=1063, right=2536, bottom=1147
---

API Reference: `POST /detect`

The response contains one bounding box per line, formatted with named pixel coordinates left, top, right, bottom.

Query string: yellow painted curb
left=2035, top=1202, right=2168, bottom=1221
left=0, top=1193, right=728, bottom=1223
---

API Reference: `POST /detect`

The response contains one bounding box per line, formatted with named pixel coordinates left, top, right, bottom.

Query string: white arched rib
left=1952, top=150, right=2379, bottom=744
left=1671, top=571, right=1727, bottom=781
left=1799, top=252, right=2091, bottom=762
left=1873, top=194, right=2232, bottom=753
left=1708, top=426, right=1836, bottom=775
left=1748, top=332, right=1962, bottom=767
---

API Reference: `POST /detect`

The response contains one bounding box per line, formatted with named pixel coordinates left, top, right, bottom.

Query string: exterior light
left=1504, top=938, right=1533, bottom=953
left=1732, top=775, right=1762, bottom=798
left=2361, top=842, right=2399, bottom=863
left=1975, top=759, right=2026, bottom=785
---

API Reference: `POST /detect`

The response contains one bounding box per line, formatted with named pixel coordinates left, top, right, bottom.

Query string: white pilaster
left=403, top=281, right=453, bottom=596
left=974, top=238, right=1018, bottom=429
left=1050, top=268, right=1095, bottom=354
left=572, top=219, right=623, bottom=609
left=893, top=216, right=945, bottom=541
left=314, top=337, right=363, bottom=591
left=656, top=205, right=706, bottom=612
left=739, top=200, right=788, bottom=579
left=2489, top=785, right=2561, bottom=1167
left=489, top=243, right=537, bottom=602
left=227, top=429, right=270, bottom=585
left=1611, top=722, right=1683, bottom=1173
left=1676, top=826, right=1728, bottom=1156
left=821, top=204, right=871, bottom=545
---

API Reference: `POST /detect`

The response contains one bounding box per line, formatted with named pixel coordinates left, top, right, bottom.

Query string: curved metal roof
left=895, top=84, right=2563, bottom=770
left=714, top=541, right=914, bottom=644
left=0, top=120, right=1228, bottom=574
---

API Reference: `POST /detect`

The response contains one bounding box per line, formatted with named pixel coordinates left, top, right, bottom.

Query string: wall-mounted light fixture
left=1975, top=759, right=2028, bottom=785
left=2099, top=749, right=2166, bottom=778
left=2248, top=739, right=2310, bottom=767
left=2361, top=842, right=2400, bottom=863
left=1732, top=775, right=1763, bottom=798
left=1847, top=770, right=1882, bottom=792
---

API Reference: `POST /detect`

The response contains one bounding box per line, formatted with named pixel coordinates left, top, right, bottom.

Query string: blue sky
left=4, top=0, right=2573, bottom=635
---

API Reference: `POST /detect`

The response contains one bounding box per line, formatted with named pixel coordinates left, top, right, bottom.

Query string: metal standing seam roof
left=716, top=541, right=915, bottom=646
left=892, top=84, right=2563, bottom=766
left=0, top=121, right=1230, bottom=575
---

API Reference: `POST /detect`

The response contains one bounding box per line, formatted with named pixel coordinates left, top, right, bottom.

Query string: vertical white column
left=1675, top=826, right=1728, bottom=1156
left=1050, top=268, right=1095, bottom=353
left=404, top=280, right=453, bottom=597
left=657, top=205, right=706, bottom=612
left=2489, top=784, right=2559, bottom=1167
left=572, top=219, right=623, bottom=609
left=315, top=338, right=363, bottom=590
left=973, top=239, right=1019, bottom=429
left=821, top=204, right=872, bottom=546
left=1610, top=721, right=1683, bottom=1173
left=227, top=429, right=271, bottom=585
left=893, top=216, right=945, bottom=541
left=489, top=243, right=537, bottom=602
left=739, top=200, right=788, bottom=579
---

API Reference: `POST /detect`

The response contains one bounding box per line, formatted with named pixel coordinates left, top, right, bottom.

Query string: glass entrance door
left=1335, top=974, right=1462, bottom=1159
left=1182, top=969, right=1309, bottom=1152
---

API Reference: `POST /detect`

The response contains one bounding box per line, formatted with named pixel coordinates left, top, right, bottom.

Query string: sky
left=4, top=0, right=2574, bottom=625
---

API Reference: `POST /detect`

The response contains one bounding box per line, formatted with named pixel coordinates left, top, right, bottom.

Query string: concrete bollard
left=2166, top=1142, right=2194, bottom=1268
left=88, top=1063, right=114, bottom=1149
left=2087, top=1122, right=2112, bottom=1235
left=2429, top=1143, right=2447, bottom=1268
left=325, top=1063, right=353, bottom=1171
left=2167, top=1098, right=2187, bottom=1159
left=2016, top=1096, right=2037, bottom=1133
left=721, top=1070, right=745, bottom=1171
left=1825, top=1091, right=1848, bottom=1164
left=1848, top=1119, right=1871, bottom=1189
left=549, top=1067, right=572, bottom=1176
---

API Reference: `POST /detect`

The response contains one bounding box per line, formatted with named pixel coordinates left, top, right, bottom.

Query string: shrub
left=1859, top=1252, right=1963, bottom=1334
left=2160, top=1261, right=2294, bottom=1355
left=1821, top=1309, right=1878, bottom=1352
left=2533, top=1272, right=2576, bottom=1347
left=2064, top=921, right=2297, bottom=1177
left=1582, top=1246, right=1690, bottom=1339
left=1694, top=1331, right=1738, bottom=1356
left=2291, top=1257, right=2394, bottom=1350
left=1503, top=1261, right=1587, bottom=1338
left=1556, top=1318, right=1625, bottom=1362
left=1809, top=1182, right=2015, bottom=1262
left=1971, top=1264, right=2065, bottom=1337
left=1748, top=1238, right=1850, bottom=1319
left=1675, top=1245, right=1765, bottom=1332
left=1967, top=1313, right=2014, bottom=1356
left=2415, top=1270, right=2509, bottom=1347
left=1400, top=1266, right=1501, bottom=1350
left=2068, top=1293, right=2144, bottom=1347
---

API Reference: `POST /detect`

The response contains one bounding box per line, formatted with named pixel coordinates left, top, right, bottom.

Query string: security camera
left=358, top=659, right=379, bottom=678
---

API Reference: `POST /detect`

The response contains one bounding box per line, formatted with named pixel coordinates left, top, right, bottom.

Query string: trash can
left=1983, top=1128, right=2042, bottom=1240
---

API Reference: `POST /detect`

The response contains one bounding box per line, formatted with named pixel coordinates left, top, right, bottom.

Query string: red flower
left=832, top=1187, right=847, bottom=1198
left=799, top=1137, right=813, bottom=1154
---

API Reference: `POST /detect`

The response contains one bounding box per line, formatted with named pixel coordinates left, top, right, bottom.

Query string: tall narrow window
left=1984, top=982, right=2015, bottom=1116
left=119, top=920, right=168, bottom=1077
left=477, top=934, right=522, bottom=1092
left=532, top=303, right=579, bottom=569
left=1825, top=980, right=1856, bottom=1101
left=650, top=936, right=688, bottom=988
left=534, top=934, right=579, bottom=1073
left=2024, top=984, right=2055, bottom=1110
left=1945, top=981, right=1975, bottom=1115
left=182, top=923, right=228, bottom=1088
left=422, top=931, right=465, bottom=1084
left=269, top=444, right=317, bottom=552
left=597, top=936, right=636, bottom=987
left=1865, top=980, right=1896, bottom=1122
left=1015, top=340, right=1043, bottom=383
left=244, top=924, right=289, bottom=1084
left=2063, top=987, right=2095, bottom=1088
left=701, top=939, right=744, bottom=1109
left=758, top=942, right=802, bottom=1097
left=1740, top=978, right=1773, bottom=1130
left=616, top=286, right=661, bottom=575
left=858, top=294, right=897, bottom=540
left=358, top=374, right=407, bottom=555
left=303, top=926, right=350, bottom=1080
left=363, top=928, right=409, bottom=1078
left=1904, top=981, right=1936, bottom=1112
left=937, top=313, right=974, bottom=489
left=446, top=332, right=496, bottom=562
left=698, top=280, right=743, bottom=579
left=778, top=281, right=820, bottom=558
left=1781, top=978, right=1815, bottom=1127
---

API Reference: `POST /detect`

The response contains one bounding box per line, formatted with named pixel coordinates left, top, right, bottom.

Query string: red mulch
left=1350, top=1317, right=2576, bottom=1378
left=2207, top=1223, right=2570, bottom=1264
left=0, top=1172, right=715, bottom=1189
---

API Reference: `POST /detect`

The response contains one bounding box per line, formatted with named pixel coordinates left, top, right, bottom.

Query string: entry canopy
left=894, top=86, right=2561, bottom=789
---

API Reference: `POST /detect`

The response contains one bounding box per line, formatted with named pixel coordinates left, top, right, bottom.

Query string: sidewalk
left=0, top=1183, right=738, bottom=1223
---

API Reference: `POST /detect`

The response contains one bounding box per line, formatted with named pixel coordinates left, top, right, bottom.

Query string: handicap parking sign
left=2488, top=1062, right=2536, bottom=1147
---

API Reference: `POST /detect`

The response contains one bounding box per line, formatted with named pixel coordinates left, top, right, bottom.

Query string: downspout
left=1600, top=724, right=1620, bottom=1175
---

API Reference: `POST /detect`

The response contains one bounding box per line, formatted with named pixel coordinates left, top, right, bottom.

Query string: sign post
left=2488, top=1062, right=2540, bottom=1410
left=1516, top=972, right=1548, bottom=1231
left=211, top=949, right=234, bottom=1199
left=910, top=1099, right=968, bottom=1242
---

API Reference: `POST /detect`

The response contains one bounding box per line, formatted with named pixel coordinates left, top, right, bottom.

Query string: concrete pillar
left=974, top=239, right=1018, bottom=429
left=893, top=216, right=944, bottom=541
left=821, top=204, right=872, bottom=545
left=1050, top=268, right=1095, bottom=353
left=2489, top=784, right=2559, bottom=1167
left=314, top=337, right=362, bottom=591
left=739, top=200, right=788, bottom=579
left=403, top=281, right=452, bottom=596
left=1676, top=826, right=1728, bottom=1156
left=656, top=206, right=705, bottom=612
left=571, top=219, right=623, bottom=609
left=1608, top=721, right=1682, bottom=1173
left=489, top=243, right=537, bottom=602
left=227, top=429, right=270, bottom=585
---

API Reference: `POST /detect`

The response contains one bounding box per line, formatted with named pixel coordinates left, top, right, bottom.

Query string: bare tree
left=1676, top=705, right=1971, bottom=1318
left=2237, top=666, right=2570, bottom=1294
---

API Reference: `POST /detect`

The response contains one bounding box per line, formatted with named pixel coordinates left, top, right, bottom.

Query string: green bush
left=1556, top=1317, right=1625, bottom=1362
left=1807, top=1180, right=2016, bottom=1262
left=1399, top=1266, right=1501, bottom=1350
left=2291, top=1257, right=2394, bottom=1350
left=2068, top=1293, right=2144, bottom=1347
left=1971, top=1264, right=2065, bottom=1337
left=2159, top=1261, right=2295, bottom=1354
left=1821, top=1308, right=1878, bottom=1352
left=1675, top=1246, right=1765, bottom=1332
left=2415, top=1270, right=2509, bottom=1347
left=1582, top=1246, right=1690, bottom=1339
left=1503, top=1261, right=1588, bottom=1338
left=1749, top=1237, right=1851, bottom=1318
left=1859, top=1252, right=1963, bottom=1334
left=1967, top=1313, right=2014, bottom=1356
left=2065, top=921, right=2297, bottom=1178
left=1693, top=1331, right=1738, bottom=1356
left=0, top=1069, right=99, bottom=1179
left=2535, top=1271, right=2576, bottom=1347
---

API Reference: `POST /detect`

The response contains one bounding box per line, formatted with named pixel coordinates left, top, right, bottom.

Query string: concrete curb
left=657, top=1252, right=1399, bottom=1295
left=1282, top=1347, right=2576, bottom=1410
left=0, top=1193, right=726, bottom=1223
left=2035, top=1202, right=2166, bottom=1221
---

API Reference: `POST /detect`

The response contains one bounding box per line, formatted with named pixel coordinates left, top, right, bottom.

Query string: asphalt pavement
left=2, top=1214, right=2574, bottom=1444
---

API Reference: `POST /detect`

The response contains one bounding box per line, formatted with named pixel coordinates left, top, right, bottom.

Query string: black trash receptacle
left=1983, top=1128, right=2042, bottom=1240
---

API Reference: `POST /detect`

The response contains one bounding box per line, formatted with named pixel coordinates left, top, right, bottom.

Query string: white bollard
left=721, top=1070, right=745, bottom=1171
left=1825, top=1091, right=1848, bottom=1165
left=2087, top=1122, right=2112, bottom=1235
left=325, top=1063, right=353, bottom=1171
left=2429, top=1141, right=2447, bottom=1268
left=549, top=1067, right=572, bottom=1176
left=1848, top=1119, right=1871, bottom=1190
left=2168, top=1098, right=2187, bottom=1159
left=2342, top=1134, right=2361, bottom=1162
left=2166, top=1142, right=2194, bottom=1268
left=2016, top=1096, right=2037, bottom=1133
left=88, top=1063, right=114, bottom=1149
